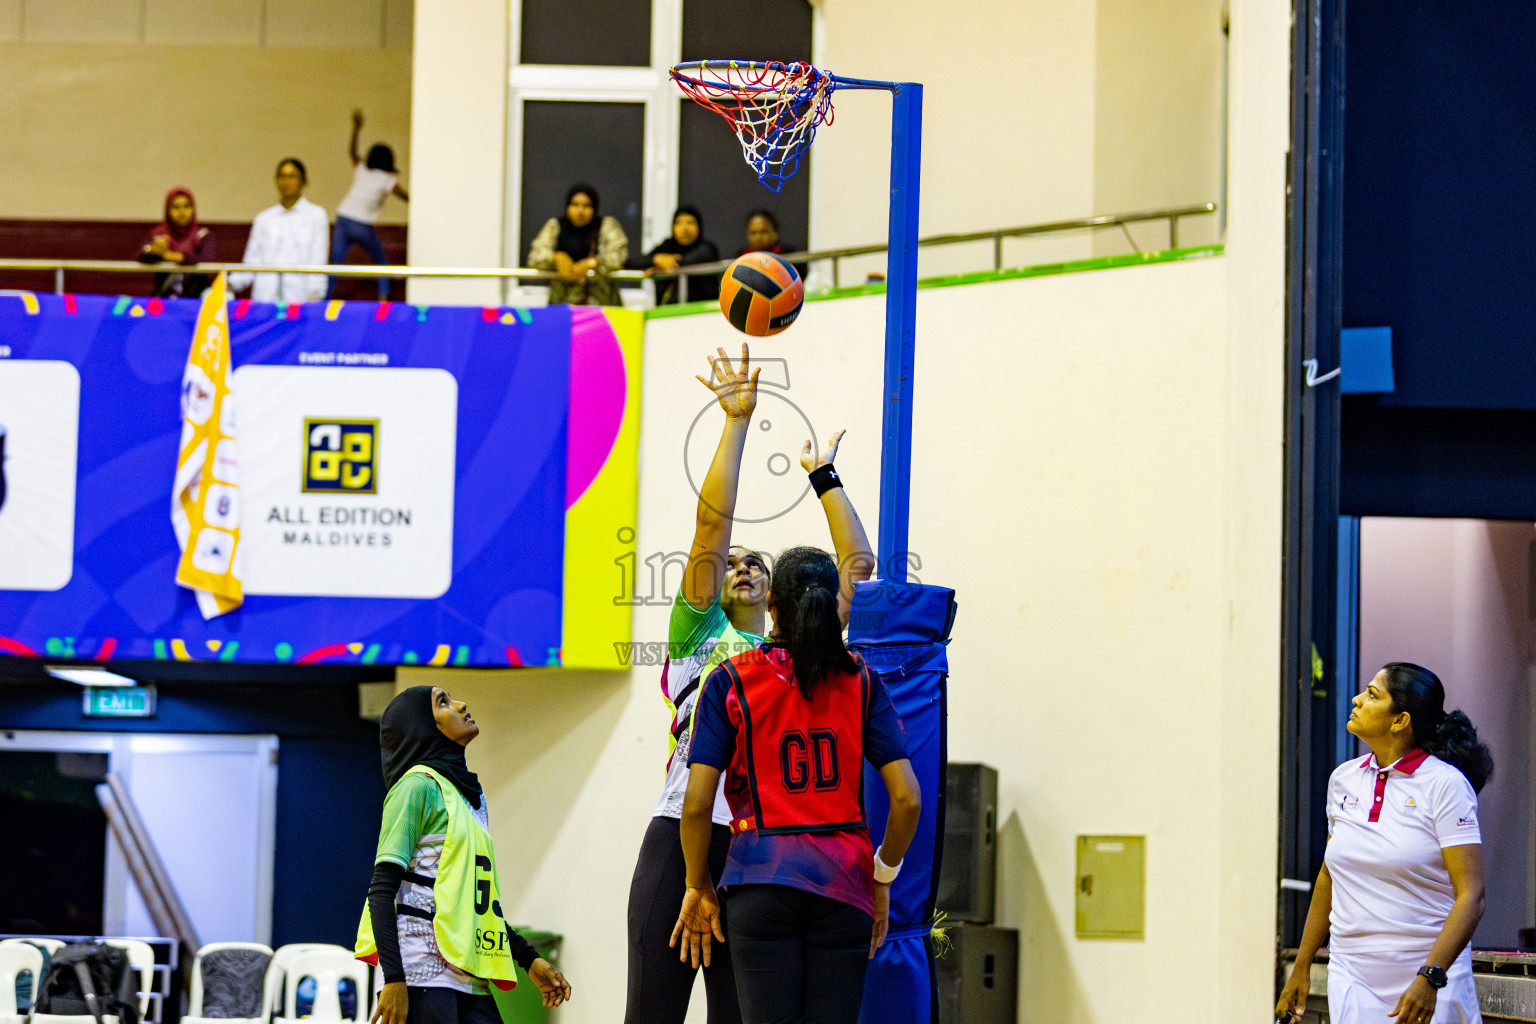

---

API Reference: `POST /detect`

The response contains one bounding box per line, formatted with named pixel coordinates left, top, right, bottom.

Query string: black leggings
left=403, top=987, right=499, bottom=1024
left=625, top=815, right=741, bottom=1024
left=724, top=885, right=873, bottom=1024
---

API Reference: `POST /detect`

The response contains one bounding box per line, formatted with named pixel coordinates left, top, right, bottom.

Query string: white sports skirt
left=1328, top=949, right=1481, bottom=1024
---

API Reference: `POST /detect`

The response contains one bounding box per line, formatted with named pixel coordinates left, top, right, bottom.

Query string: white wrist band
left=873, top=846, right=902, bottom=884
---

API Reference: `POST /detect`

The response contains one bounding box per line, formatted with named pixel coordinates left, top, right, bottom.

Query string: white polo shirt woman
left=1277, top=663, right=1490, bottom=1024
left=1324, top=749, right=1482, bottom=1022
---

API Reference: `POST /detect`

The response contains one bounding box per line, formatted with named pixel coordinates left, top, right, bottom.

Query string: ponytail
left=1381, top=662, right=1495, bottom=792
left=769, top=545, right=856, bottom=699
left=1431, top=709, right=1494, bottom=794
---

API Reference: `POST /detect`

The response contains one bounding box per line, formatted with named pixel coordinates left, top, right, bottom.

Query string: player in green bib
left=359, top=686, right=570, bottom=1024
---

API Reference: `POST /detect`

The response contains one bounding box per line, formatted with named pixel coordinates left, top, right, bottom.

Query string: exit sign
left=82, top=685, right=156, bottom=718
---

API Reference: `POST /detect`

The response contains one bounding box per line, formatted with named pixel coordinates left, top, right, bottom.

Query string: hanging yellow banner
left=171, top=273, right=243, bottom=618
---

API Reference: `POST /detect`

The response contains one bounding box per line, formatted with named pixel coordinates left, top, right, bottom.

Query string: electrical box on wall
left=1075, top=834, right=1145, bottom=939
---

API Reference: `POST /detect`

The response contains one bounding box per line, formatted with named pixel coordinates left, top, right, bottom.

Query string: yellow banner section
left=561, top=307, right=643, bottom=669
left=171, top=273, right=243, bottom=619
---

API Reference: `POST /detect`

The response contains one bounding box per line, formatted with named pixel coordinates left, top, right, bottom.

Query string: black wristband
left=808, top=463, right=843, bottom=498
left=1417, top=965, right=1447, bottom=989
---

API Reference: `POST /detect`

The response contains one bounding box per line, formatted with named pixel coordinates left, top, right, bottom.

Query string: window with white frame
left=504, top=0, right=814, bottom=288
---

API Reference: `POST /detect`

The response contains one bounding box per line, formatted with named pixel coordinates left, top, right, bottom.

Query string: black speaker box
left=937, top=761, right=997, bottom=923
left=936, top=923, right=1018, bottom=1024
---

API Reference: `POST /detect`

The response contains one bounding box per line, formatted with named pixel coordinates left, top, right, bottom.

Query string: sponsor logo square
left=0, top=360, right=80, bottom=592
left=233, top=365, right=456, bottom=599
left=303, top=418, right=378, bottom=494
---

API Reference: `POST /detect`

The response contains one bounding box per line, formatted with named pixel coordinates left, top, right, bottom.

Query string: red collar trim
left=1361, top=747, right=1430, bottom=774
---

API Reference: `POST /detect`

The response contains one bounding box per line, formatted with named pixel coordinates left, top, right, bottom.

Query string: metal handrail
left=0, top=202, right=1216, bottom=298
left=662, top=201, right=1217, bottom=298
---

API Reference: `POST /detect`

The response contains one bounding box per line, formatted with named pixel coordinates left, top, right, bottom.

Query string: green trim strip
left=643, top=244, right=1225, bottom=320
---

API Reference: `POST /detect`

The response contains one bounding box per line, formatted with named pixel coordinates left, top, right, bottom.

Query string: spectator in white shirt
left=330, top=108, right=408, bottom=300
left=230, top=158, right=329, bottom=304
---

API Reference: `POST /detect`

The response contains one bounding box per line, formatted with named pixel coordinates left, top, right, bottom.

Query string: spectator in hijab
left=331, top=108, right=408, bottom=300
left=528, top=184, right=628, bottom=306
left=230, top=158, right=329, bottom=305
left=643, top=205, right=720, bottom=305
left=739, top=209, right=807, bottom=279
left=136, top=187, right=216, bottom=298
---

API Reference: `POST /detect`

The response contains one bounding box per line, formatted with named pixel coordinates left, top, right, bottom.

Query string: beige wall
left=1214, top=0, right=1289, bottom=1015
left=809, top=0, right=1226, bottom=280
left=405, top=0, right=509, bottom=306
left=0, top=0, right=411, bottom=225
left=1092, top=0, right=1227, bottom=255
left=808, top=0, right=1101, bottom=281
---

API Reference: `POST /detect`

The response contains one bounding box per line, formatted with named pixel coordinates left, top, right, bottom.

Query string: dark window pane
left=1, top=750, right=106, bottom=934
left=520, top=0, right=650, bottom=66
left=679, top=98, right=809, bottom=263
left=682, top=0, right=812, bottom=64
left=521, top=101, right=645, bottom=272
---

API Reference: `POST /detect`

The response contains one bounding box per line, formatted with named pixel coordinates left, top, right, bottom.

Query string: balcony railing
left=0, top=202, right=1216, bottom=301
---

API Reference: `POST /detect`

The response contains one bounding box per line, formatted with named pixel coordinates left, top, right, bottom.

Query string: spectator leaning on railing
left=136, top=187, right=215, bottom=298
left=230, top=158, right=329, bottom=305
left=643, top=205, right=720, bottom=305
left=528, top=183, right=627, bottom=307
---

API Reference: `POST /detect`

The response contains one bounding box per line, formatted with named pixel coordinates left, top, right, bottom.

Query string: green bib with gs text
left=355, top=765, right=517, bottom=989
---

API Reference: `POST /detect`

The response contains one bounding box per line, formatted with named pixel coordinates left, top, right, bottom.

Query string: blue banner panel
left=0, top=294, right=569, bottom=667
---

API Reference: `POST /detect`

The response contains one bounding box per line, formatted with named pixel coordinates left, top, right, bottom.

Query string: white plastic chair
left=186, top=942, right=273, bottom=1024
left=19, top=938, right=65, bottom=955
left=266, top=944, right=336, bottom=1022
left=0, top=939, right=44, bottom=1024
left=272, top=946, right=369, bottom=1023
left=29, top=938, right=154, bottom=1024
left=106, top=940, right=155, bottom=1019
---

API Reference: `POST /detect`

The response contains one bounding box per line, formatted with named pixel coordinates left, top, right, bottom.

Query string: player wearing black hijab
left=358, top=686, right=571, bottom=1024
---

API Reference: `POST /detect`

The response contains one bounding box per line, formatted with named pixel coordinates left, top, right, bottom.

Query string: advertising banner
left=0, top=292, right=640, bottom=669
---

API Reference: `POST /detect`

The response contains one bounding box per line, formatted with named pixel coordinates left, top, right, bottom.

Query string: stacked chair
left=0, top=940, right=45, bottom=1024
left=2, top=939, right=370, bottom=1024
left=24, top=939, right=155, bottom=1024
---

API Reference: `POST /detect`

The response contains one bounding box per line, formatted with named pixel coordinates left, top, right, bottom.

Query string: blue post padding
left=849, top=578, right=955, bottom=1024
left=877, top=83, right=923, bottom=582
left=860, top=932, right=936, bottom=1024
left=1340, top=326, right=1395, bottom=393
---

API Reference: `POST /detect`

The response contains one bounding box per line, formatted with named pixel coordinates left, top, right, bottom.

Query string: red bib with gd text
left=722, top=649, right=870, bottom=836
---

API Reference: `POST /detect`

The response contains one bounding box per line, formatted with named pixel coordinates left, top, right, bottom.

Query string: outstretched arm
left=801, top=431, right=875, bottom=626
left=682, top=344, right=759, bottom=610
left=349, top=108, right=364, bottom=166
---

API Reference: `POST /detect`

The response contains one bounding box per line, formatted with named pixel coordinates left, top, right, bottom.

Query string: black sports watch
left=1417, top=965, right=1448, bottom=989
